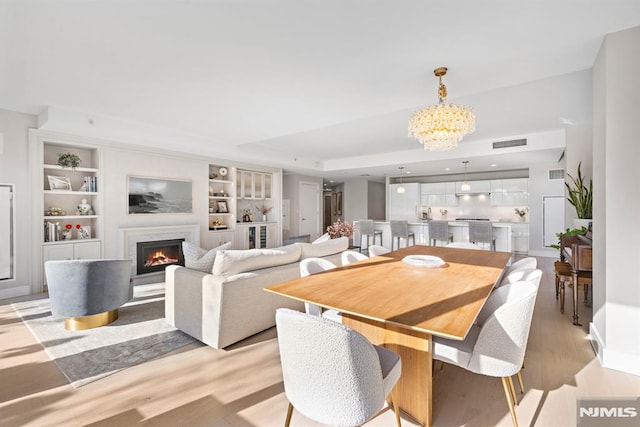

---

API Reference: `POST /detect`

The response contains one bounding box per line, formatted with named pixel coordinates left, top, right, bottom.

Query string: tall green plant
left=566, top=162, right=592, bottom=219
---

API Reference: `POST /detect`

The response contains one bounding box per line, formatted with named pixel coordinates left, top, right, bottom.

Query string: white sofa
left=165, top=237, right=349, bottom=349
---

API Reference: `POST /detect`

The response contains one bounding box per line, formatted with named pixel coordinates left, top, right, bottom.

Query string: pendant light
left=460, top=161, right=471, bottom=192
left=397, top=166, right=406, bottom=194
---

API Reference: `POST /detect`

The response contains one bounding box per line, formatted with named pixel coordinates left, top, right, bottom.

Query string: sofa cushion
left=183, top=241, right=232, bottom=272
left=212, top=244, right=302, bottom=276
left=298, top=236, right=349, bottom=259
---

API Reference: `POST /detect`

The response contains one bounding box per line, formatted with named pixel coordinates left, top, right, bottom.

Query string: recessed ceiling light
left=491, top=164, right=497, bottom=167
left=330, top=180, right=334, bottom=183
left=445, top=167, right=451, bottom=171
left=406, top=170, right=411, bottom=174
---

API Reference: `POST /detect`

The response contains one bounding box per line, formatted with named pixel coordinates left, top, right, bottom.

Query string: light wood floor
left=1, top=256, right=639, bottom=426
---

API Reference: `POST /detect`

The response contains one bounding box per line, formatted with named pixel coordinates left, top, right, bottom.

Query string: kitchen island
left=354, top=220, right=524, bottom=253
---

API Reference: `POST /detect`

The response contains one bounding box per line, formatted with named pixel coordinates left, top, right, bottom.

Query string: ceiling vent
left=548, top=169, right=565, bottom=180
left=492, top=138, right=527, bottom=149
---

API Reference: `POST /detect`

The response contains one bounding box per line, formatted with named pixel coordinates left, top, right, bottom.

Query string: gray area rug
left=12, top=282, right=196, bottom=388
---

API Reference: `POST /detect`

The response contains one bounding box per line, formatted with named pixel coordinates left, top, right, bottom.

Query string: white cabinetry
left=389, top=183, right=420, bottom=221
left=420, top=182, right=457, bottom=206
left=235, top=223, right=277, bottom=249
left=455, top=180, right=491, bottom=194
left=42, top=240, right=101, bottom=285
left=208, top=164, right=236, bottom=231
left=490, top=178, right=529, bottom=206
left=237, top=170, right=273, bottom=200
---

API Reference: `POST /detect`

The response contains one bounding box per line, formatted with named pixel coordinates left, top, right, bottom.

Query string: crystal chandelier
left=408, top=67, right=476, bottom=151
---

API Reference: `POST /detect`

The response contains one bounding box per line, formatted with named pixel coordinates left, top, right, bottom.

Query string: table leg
left=572, top=270, right=581, bottom=326
left=343, top=314, right=432, bottom=427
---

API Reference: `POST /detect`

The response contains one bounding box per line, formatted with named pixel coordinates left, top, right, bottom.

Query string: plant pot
left=572, top=218, right=592, bottom=230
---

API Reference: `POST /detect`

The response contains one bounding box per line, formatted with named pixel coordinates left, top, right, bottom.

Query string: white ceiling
left=2, top=0, right=640, bottom=182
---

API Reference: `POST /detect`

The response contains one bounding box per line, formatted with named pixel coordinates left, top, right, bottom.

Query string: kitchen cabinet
left=490, top=178, right=529, bottom=206
left=237, top=170, right=273, bottom=199
left=455, top=180, right=491, bottom=194
left=420, top=182, right=457, bottom=206
left=389, top=183, right=420, bottom=221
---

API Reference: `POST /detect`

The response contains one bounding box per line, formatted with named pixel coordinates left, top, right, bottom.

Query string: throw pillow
left=298, top=236, right=349, bottom=259
left=183, top=241, right=232, bottom=272
left=212, top=243, right=301, bottom=276
left=312, top=233, right=330, bottom=243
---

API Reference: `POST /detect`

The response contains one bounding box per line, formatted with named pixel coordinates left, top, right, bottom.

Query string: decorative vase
left=61, top=229, right=72, bottom=240
left=572, top=218, right=592, bottom=230
left=519, top=216, right=526, bottom=222
left=262, top=214, right=267, bottom=222
left=77, top=199, right=92, bottom=215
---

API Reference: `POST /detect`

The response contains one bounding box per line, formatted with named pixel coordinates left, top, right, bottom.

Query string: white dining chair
left=501, top=268, right=543, bottom=288
left=433, top=282, right=538, bottom=427
left=341, top=250, right=368, bottom=265
left=505, top=257, right=537, bottom=276
left=367, top=244, right=391, bottom=257
left=276, top=308, right=402, bottom=427
left=299, top=257, right=341, bottom=322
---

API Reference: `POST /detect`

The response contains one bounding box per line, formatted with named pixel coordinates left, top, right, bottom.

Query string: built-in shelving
left=208, top=164, right=236, bottom=231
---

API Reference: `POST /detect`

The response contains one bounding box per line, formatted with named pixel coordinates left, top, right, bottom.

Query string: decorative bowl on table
left=402, top=255, right=446, bottom=268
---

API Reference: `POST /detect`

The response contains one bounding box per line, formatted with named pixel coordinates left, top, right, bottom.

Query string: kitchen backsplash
left=422, top=194, right=528, bottom=222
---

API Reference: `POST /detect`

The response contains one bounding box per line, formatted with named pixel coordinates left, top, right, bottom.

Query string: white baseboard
left=590, top=322, right=640, bottom=377
left=0, top=284, right=31, bottom=300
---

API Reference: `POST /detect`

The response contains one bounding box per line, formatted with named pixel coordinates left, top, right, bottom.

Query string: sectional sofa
left=165, top=237, right=349, bottom=349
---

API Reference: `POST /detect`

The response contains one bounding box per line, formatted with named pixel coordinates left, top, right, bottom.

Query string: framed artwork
left=128, top=176, right=193, bottom=214
left=48, top=176, right=72, bottom=191
left=336, top=192, right=343, bottom=215
left=76, top=225, right=91, bottom=239
left=216, top=201, right=228, bottom=213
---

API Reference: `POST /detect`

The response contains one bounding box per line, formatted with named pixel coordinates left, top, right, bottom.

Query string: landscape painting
left=128, top=176, right=193, bottom=214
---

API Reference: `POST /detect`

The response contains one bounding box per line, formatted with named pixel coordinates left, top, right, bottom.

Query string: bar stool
left=469, top=221, right=496, bottom=251
left=390, top=220, right=415, bottom=250
left=428, top=220, right=453, bottom=246
left=554, top=261, right=592, bottom=314
left=358, top=220, right=382, bottom=252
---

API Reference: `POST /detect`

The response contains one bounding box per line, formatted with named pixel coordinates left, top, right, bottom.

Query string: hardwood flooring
left=1, top=256, right=639, bottom=426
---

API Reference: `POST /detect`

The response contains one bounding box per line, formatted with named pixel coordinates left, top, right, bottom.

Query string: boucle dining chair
left=367, top=244, right=390, bottom=257
left=276, top=308, right=402, bottom=427
left=390, top=220, right=415, bottom=250
left=433, top=282, right=538, bottom=427
left=341, top=250, right=368, bottom=265
left=299, top=257, right=341, bottom=322
left=505, top=257, right=537, bottom=276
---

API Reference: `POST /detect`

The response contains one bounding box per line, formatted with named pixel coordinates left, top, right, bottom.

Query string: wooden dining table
left=265, top=245, right=512, bottom=426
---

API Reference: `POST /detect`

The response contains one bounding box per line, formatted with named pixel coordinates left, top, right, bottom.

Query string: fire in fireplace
left=136, top=238, right=185, bottom=275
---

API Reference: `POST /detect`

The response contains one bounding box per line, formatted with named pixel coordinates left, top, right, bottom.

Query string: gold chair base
left=65, top=309, right=119, bottom=331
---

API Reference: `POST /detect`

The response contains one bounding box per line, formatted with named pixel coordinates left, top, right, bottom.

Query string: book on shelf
left=79, top=176, right=98, bottom=192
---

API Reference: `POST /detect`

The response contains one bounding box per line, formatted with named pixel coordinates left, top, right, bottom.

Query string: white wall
left=0, top=109, right=37, bottom=298
left=564, top=123, right=593, bottom=224
left=367, top=181, right=385, bottom=220
left=343, top=179, right=368, bottom=223
left=528, top=161, right=566, bottom=257
left=591, top=25, right=640, bottom=376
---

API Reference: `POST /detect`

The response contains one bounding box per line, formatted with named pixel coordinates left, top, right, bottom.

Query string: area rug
left=12, top=282, right=197, bottom=388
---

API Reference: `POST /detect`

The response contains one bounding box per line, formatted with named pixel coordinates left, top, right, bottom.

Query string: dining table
left=265, top=245, right=512, bottom=426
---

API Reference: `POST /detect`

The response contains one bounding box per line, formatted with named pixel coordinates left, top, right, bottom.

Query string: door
left=543, top=196, right=565, bottom=247
left=0, top=185, right=12, bottom=280
left=300, top=182, right=320, bottom=239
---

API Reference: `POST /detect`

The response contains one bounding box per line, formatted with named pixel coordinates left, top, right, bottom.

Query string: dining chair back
left=505, top=257, right=537, bottom=275
left=433, top=282, right=538, bottom=427
left=341, top=250, right=368, bottom=265
left=468, top=220, right=496, bottom=250
left=299, top=258, right=337, bottom=317
left=367, top=244, right=391, bottom=257
left=276, top=308, right=402, bottom=427
left=429, top=220, right=453, bottom=246
left=445, top=242, right=482, bottom=250
left=390, top=220, right=416, bottom=250
left=358, top=220, right=383, bottom=251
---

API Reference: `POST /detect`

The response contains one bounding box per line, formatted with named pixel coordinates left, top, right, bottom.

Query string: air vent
left=548, top=169, right=565, bottom=180
left=492, top=138, right=527, bottom=149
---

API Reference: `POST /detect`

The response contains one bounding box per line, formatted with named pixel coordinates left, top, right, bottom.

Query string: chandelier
left=408, top=67, right=476, bottom=151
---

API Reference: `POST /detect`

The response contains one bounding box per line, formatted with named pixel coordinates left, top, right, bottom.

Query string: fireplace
left=136, top=238, right=185, bottom=275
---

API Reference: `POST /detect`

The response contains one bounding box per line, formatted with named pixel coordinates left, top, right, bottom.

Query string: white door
left=0, top=185, right=13, bottom=280
left=300, top=182, right=320, bottom=239
left=543, top=196, right=565, bottom=247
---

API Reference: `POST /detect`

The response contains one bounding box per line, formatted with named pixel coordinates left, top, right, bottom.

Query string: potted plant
left=565, top=162, right=592, bottom=229
left=57, top=152, right=81, bottom=169
left=514, top=207, right=528, bottom=222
